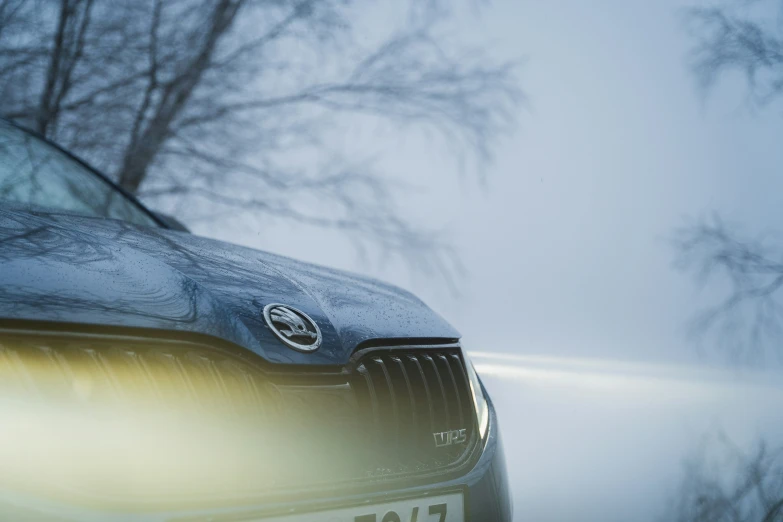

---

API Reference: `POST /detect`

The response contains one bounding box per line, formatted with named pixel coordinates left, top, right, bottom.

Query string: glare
left=469, top=351, right=783, bottom=404
left=0, top=344, right=355, bottom=508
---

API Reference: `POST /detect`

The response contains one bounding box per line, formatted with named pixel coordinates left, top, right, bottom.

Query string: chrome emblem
left=263, top=303, right=322, bottom=352
left=433, top=428, right=467, bottom=447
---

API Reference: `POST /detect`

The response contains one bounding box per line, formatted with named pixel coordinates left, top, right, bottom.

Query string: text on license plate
left=259, top=492, right=464, bottom=522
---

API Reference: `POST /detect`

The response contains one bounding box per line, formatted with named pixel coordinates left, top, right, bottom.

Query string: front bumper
left=0, top=399, right=511, bottom=522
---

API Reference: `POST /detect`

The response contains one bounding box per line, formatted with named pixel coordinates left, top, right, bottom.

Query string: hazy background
left=4, top=0, right=783, bottom=519
left=201, top=1, right=783, bottom=520
left=207, top=0, right=783, bottom=367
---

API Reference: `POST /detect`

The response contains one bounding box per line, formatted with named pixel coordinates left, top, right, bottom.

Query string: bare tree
left=677, top=0, right=783, bottom=360
left=686, top=1, right=783, bottom=108
left=664, top=433, right=783, bottom=522
left=674, top=217, right=783, bottom=363
left=0, top=0, right=521, bottom=287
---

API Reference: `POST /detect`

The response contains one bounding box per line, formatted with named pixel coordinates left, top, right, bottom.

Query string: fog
left=209, top=0, right=783, bottom=366
left=193, top=0, right=783, bottom=520
left=475, top=353, right=783, bottom=521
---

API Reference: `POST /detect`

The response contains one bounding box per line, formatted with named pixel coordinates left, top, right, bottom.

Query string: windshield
left=0, top=120, right=159, bottom=227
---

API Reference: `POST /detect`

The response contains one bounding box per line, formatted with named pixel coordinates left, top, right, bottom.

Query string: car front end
left=0, top=119, right=512, bottom=521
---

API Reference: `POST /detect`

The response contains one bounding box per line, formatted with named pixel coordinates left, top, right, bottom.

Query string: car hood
left=0, top=208, right=459, bottom=365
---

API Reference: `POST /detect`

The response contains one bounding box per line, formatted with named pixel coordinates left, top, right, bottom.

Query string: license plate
left=257, top=492, right=464, bottom=522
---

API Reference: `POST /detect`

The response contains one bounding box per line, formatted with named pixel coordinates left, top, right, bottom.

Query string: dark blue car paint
left=0, top=207, right=459, bottom=365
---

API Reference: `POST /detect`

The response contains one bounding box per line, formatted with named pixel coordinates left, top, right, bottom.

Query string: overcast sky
left=201, top=0, right=783, bottom=368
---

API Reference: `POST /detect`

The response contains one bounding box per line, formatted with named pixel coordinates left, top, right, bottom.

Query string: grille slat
left=390, top=355, right=418, bottom=451
left=357, top=363, right=381, bottom=434
left=422, top=354, right=450, bottom=429
left=406, top=354, right=437, bottom=436
left=373, top=357, right=400, bottom=455
left=448, top=353, right=473, bottom=418
left=438, top=354, right=464, bottom=429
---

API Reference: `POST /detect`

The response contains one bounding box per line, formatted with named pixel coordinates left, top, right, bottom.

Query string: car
left=0, top=118, right=511, bottom=522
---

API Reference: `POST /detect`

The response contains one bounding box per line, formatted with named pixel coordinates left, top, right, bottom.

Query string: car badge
left=263, top=303, right=322, bottom=352
left=433, top=428, right=467, bottom=447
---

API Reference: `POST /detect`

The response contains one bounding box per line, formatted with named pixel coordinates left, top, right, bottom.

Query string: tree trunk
left=37, top=0, right=71, bottom=135
left=115, top=0, right=240, bottom=194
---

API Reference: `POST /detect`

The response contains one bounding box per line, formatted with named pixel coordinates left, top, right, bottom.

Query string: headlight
left=463, top=350, right=489, bottom=439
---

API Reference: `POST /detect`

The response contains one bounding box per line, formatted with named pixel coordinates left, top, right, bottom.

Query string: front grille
left=0, top=330, right=477, bottom=503
left=352, top=352, right=476, bottom=478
